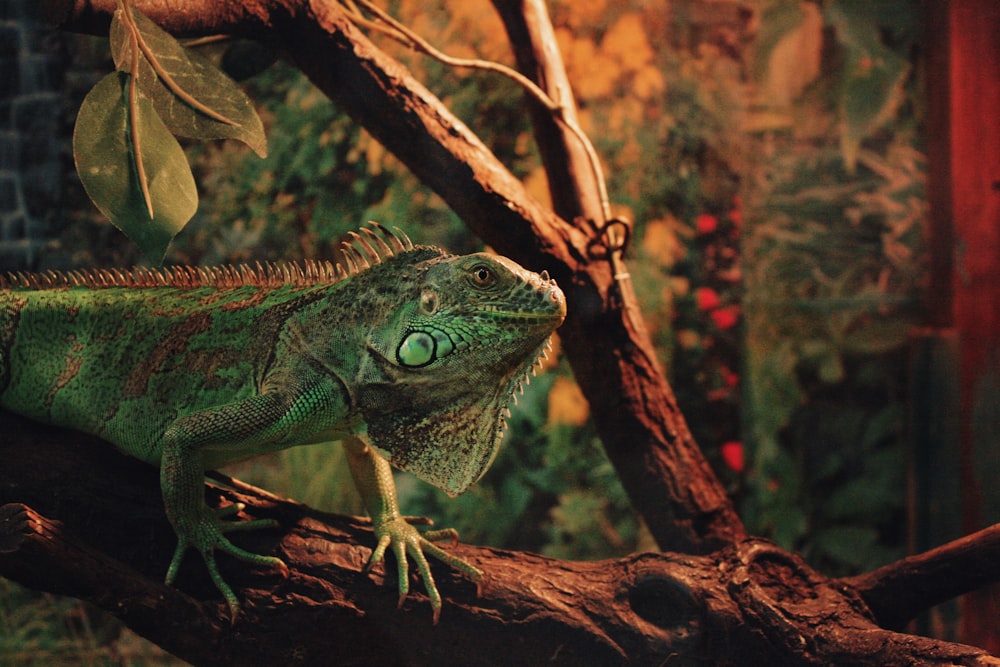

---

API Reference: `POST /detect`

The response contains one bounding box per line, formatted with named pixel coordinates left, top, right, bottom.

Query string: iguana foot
left=365, top=515, right=483, bottom=624
left=165, top=502, right=287, bottom=620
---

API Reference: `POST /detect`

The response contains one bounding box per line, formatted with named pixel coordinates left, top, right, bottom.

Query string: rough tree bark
left=2, top=0, right=996, bottom=664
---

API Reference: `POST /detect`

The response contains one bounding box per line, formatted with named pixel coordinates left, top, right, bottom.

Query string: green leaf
left=73, top=72, right=197, bottom=263
left=825, top=1, right=910, bottom=169
left=109, top=2, right=267, bottom=157
left=838, top=49, right=908, bottom=169
left=751, top=0, right=809, bottom=82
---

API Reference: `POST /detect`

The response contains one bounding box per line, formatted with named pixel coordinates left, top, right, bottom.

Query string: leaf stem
left=121, top=1, right=154, bottom=219
left=121, top=0, right=238, bottom=127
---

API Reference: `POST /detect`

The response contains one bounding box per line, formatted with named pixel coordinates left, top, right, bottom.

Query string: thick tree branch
left=488, top=0, right=745, bottom=553
left=0, top=413, right=662, bottom=665
left=3, top=414, right=999, bottom=666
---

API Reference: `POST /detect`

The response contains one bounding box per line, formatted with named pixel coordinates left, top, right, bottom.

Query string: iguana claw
left=165, top=503, right=286, bottom=620
left=365, top=514, right=483, bottom=624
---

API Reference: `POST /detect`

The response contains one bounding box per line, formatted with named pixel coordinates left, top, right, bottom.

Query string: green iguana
left=0, top=223, right=566, bottom=621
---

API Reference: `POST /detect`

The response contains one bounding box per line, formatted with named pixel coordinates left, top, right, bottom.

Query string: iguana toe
left=165, top=509, right=286, bottom=620
left=366, top=514, right=480, bottom=623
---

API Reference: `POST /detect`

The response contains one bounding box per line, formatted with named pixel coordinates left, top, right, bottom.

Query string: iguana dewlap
left=0, top=223, right=566, bottom=621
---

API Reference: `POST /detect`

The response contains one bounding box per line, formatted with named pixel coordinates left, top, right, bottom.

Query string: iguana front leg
left=160, top=384, right=345, bottom=618
left=343, top=436, right=483, bottom=622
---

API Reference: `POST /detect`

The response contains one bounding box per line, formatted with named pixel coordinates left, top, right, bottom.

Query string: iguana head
left=357, top=251, right=567, bottom=496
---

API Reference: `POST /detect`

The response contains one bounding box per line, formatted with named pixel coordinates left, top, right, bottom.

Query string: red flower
left=695, top=213, right=718, bottom=235
left=720, top=365, right=739, bottom=388
left=710, top=305, right=741, bottom=330
left=728, top=207, right=743, bottom=229
left=720, top=441, right=744, bottom=474
left=695, top=286, right=721, bottom=311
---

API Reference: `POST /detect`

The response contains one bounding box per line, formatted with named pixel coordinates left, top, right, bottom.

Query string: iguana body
left=0, top=224, right=566, bottom=620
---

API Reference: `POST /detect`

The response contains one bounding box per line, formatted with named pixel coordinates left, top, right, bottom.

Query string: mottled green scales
left=0, top=224, right=566, bottom=621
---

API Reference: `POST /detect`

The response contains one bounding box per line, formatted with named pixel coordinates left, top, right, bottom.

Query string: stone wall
left=0, top=1, right=64, bottom=270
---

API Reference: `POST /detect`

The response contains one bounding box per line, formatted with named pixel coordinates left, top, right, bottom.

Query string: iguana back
left=0, top=268, right=335, bottom=463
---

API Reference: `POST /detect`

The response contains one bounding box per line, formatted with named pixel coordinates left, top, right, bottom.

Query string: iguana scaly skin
left=0, top=224, right=566, bottom=621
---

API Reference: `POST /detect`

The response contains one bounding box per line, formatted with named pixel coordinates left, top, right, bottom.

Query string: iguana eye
left=469, top=264, right=495, bottom=288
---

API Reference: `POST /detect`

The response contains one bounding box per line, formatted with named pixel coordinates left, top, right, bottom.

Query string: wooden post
left=923, top=0, right=1000, bottom=652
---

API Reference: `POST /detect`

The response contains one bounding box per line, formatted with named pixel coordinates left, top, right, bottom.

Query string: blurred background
left=1, top=0, right=996, bottom=662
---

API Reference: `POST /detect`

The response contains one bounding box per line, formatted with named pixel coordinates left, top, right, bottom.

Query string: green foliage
left=742, top=0, right=925, bottom=574
left=753, top=0, right=916, bottom=169
left=73, top=1, right=265, bottom=262
left=74, top=71, right=196, bottom=264
left=228, top=441, right=364, bottom=516
left=745, top=354, right=909, bottom=575
left=0, top=579, right=181, bottom=666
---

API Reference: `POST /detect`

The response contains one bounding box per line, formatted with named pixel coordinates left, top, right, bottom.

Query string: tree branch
left=488, top=0, right=746, bottom=554
left=840, top=524, right=1000, bottom=630
left=3, top=413, right=998, bottom=666
left=0, top=413, right=661, bottom=664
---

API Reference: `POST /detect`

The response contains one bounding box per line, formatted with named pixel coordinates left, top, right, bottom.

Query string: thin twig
left=342, top=0, right=611, bottom=222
